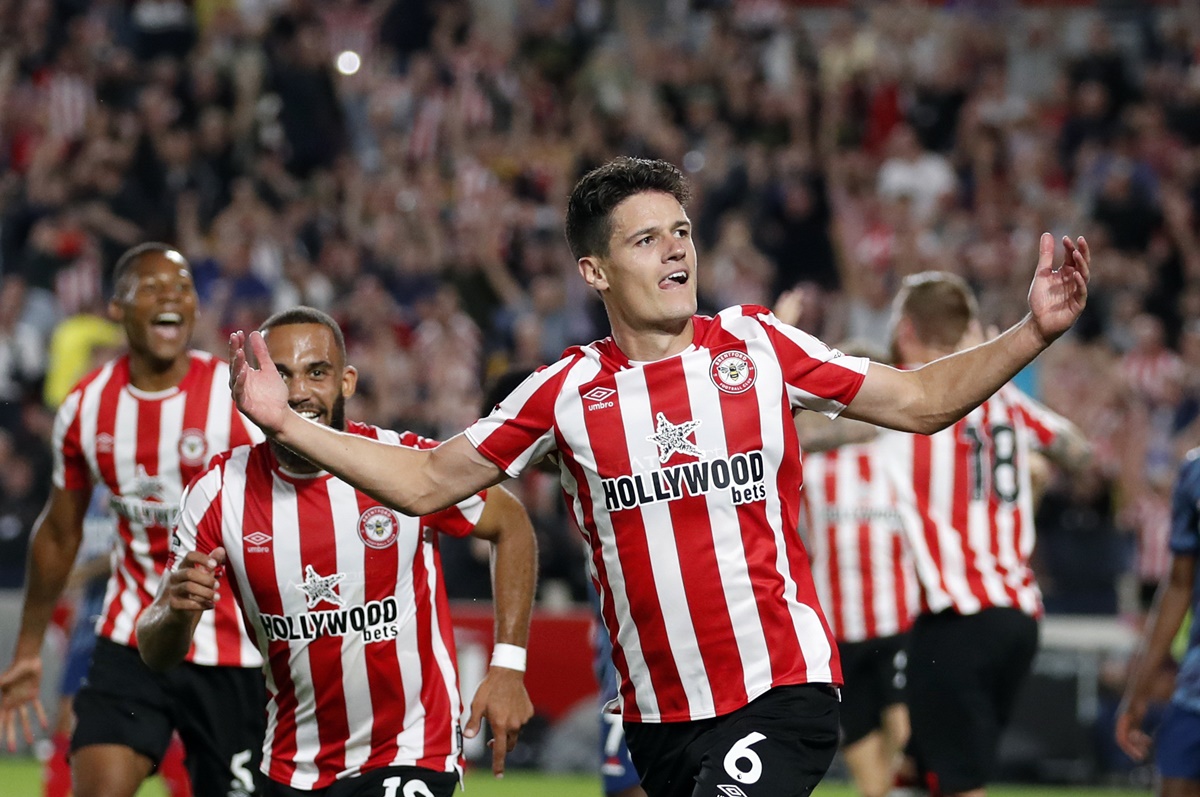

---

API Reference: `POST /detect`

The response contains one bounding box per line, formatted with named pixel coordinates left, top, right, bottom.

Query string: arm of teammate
left=1115, top=552, right=1195, bottom=761
left=0, top=485, right=90, bottom=751
left=842, top=234, right=1090, bottom=434
left=230, top=330, right=505, bottom=515
left=136, top=548, right=227, bottom=673
left=462, top=485, right=538, bottom=777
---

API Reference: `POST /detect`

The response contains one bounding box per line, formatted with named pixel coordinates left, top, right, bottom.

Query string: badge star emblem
left=646, top=412, right=703, bottom=463
left=295, top=564, right=345, bottom=609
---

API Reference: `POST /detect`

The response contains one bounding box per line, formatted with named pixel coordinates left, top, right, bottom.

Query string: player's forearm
left=489, top=510, right=538, bottom=650
left=1126, top=557, right=1194, bottom=698
left=892, top=317, right=1045, bottom=434
left=275, top=412, right=444, bottom=514
left=13, top=523, right=83, bottom=658
left=135, top=601, right=199, bottom=672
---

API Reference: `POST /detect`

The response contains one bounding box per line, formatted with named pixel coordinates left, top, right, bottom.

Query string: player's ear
left=579, top=256, right=608, bottom=291
left=341, top=365, right=358, bottom=399
left=107, top=297, right=123, bottom=323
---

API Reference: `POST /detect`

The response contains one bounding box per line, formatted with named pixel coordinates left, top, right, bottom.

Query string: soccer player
left=0, top=243, right=267, bottom=797
left=1115, top=447, right=1200, bottom=797
left=227, top=158, right=1089, bottom=797
left=798, top=394, right=919, bottom=797
left=875, top=272, right=1092, bottom=797
left=137, top=307, right=538, bottom=796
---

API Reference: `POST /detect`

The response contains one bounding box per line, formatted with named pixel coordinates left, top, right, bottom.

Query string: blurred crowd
left=0, top=0, right=1198, bottom=626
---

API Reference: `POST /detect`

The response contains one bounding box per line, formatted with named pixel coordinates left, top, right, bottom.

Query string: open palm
left=229, top=330, right=288, bottom=435
left=1028, top=233, right=1090, bottom=346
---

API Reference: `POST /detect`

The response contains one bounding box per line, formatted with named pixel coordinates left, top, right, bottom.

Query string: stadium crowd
left=0, top=0, right=1197, bottom=786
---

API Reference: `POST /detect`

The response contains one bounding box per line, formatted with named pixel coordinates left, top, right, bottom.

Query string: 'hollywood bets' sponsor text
left=602, top=451, right=766, bottom=512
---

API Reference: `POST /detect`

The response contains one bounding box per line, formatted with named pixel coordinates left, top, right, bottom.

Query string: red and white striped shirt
left=800, top=442, right=918, bottom=642
left=172, top=423, right=484, bottom=790
left=53, top=352, right=264, bottom=665
left=877, top=385, right=1069, bottom=618
left=465, top=306, right=869, bottom=722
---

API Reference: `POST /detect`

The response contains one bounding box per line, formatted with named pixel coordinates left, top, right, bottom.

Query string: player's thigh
left=1157, top=703, right=1200, bottom=784
left=168, top=662, right=268, bottom=797
left=693, top=685, right=840, bottom=797
left=331, top=766, right=459, bottom=797
left=70, top=638, right=174, bottom=768
left=839, top=635, right=907, bottom=746
left=71, top=743, right=157, bottom=797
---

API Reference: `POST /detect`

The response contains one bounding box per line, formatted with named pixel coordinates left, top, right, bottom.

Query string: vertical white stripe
left=111, top=392, right=145, bottom=643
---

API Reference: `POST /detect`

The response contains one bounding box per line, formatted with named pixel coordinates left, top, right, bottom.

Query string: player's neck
left=127, top=353, right=191, bottom=392
left=611, top=318, right=695, bottom=363
left=270, top=439, right=322, bottom=475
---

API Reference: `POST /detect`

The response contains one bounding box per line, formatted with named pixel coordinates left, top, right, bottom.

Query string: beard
left=272, top=394, right=347, bottom=473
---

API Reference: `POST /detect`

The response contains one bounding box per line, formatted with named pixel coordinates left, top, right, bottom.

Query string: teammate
left=798, top=347, right=919, bottom=797
left=0, top=243, right=267, bottom=797
left=1115, top=447, right=1200, bottom=797
left=137, top=307, right=538, bottom=796
left=875, top=272, right=1091, bottom=797
left=227, top=157, right=1089, bottom=797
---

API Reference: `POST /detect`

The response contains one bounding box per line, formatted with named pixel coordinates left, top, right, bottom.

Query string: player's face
left=579, top=190, right=697, bottom=335
left=262, top=322, right=357, bottom=432
left=110, top=251, right=197, bottom=366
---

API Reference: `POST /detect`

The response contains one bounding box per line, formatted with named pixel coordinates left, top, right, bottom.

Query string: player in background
left=1116, top=448, right=1200, bottom=797
left=875, top=272, right=1091, bottom=797
left=797, top=342, right=918, bottom=797
left=227, top=157, right=1089, bottom=797
left=0, top=243, right=267, bottom=797
left=138, top=307, right=537, bottom=796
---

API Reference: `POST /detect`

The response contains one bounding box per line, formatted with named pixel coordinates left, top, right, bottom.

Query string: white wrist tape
left=490, top=643, right=527, bottom=672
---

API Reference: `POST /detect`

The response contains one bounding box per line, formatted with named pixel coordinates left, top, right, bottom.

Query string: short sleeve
left=757, top=311, right=869, bottom=418
left=464, top=361, right=571, bottom=477
left=1170, top=454, right=1200, bottom=557
left=52, top=391, right=91, bottom=490
left=170, top=462, right=225, bottom=570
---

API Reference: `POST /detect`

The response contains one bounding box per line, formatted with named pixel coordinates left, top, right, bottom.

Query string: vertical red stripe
left=299, top=480, right=351, bottom=778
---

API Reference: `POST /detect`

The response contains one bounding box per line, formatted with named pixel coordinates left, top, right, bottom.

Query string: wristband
left=490, top=643, right=527, bottom=672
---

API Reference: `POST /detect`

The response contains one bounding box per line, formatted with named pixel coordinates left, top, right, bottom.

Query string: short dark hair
left=259, top=306, right=347, bottom=361
left=564, top=157, right=691, bottom=261
left=111, top=242, right=189, bottom=296
left=889, top=271, right=979, bottom=360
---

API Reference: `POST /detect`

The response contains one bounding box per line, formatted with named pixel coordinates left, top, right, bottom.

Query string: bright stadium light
left=336, top=50, right=361, bottom=76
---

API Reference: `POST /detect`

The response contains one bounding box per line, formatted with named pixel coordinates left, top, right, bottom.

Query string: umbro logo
left=245, top=531, right=272, bottom=552
left=583, top=386, right=616, bottom=411
left=717, top=787, right=749, bottom=797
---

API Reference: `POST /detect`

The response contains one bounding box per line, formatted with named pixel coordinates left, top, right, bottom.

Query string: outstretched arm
left=462, top=485, right=538, bottom=777
left=844, top=233, right=1089, bottom=434
left=0, top=486, right=89, bottom=751
left=230, top=330, right=506, bottom=515
left=136, top=549, right=226, bottom=672
left=1115, top=553, right=1195, bottom=761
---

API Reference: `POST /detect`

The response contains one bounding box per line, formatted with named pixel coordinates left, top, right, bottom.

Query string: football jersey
left=876, top=385, right=1068, bottom=618
left=1168, top=448, right=1200, bottom=713
left=464, top=305, right=869, bottom=723
left=800, top=442, right=918, bottom=642
left=172, top=422, right=485, bottom=790
left=53, top=351, right=264, bottom=665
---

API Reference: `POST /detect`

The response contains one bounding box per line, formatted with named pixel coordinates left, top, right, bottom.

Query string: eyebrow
left=275, top=359, right=335, bottom=374
left=622, top=219, right=691, bottom=244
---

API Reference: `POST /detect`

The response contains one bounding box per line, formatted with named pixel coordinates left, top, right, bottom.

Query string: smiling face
left=578, top=190, right=698, bottom=351
left=109, top=249, right=197, bottom=376
left=262, top=321, right=357, bottom=472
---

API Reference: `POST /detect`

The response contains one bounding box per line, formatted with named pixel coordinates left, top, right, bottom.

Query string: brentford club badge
left=177, top=429, right=208, bottom=466
left=710, top=351, right=756, bottom=394
left=358, top=506, right=399, bottom=549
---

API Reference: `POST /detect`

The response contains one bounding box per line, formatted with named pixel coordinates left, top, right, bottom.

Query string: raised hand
left=463, top=667, right=534, bottom=777
left=1028, top=233, right=1090, bottom=347
left=229, top=330, right=288, bottom=435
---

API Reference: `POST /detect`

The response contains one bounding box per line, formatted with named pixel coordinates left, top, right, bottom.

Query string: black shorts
left=906, top=608, right=1038, bottom=794
left=623, top=684, right=840, bottom=797
left=72, top=637, right=267, bottom=797
left=264, top=766, right=459, bottom=797
left=837, top=633, right=908, bottom=745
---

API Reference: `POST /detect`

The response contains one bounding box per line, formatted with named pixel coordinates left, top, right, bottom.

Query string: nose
left=666, top=236, right=686, bottom=262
